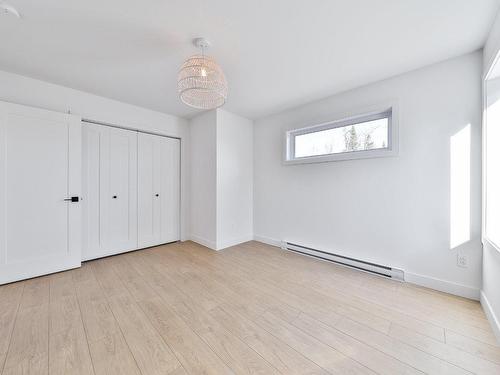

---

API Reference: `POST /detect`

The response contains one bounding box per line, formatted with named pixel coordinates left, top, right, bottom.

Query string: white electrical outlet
left=457, top=253, right=468, bottom=268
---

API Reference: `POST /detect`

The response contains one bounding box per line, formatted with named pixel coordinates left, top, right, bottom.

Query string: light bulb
left=200, top=67, right=207, bottom=77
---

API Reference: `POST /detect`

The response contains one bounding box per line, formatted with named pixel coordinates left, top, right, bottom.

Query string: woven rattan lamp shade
left=177, top=54, right=228, bottom=109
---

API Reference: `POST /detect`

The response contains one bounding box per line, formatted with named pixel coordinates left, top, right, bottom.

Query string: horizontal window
left=284, top=108, right=397, bottom=164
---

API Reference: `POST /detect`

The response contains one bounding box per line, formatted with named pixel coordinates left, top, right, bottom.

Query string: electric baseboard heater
left=281, top=241, right=405, bottom=281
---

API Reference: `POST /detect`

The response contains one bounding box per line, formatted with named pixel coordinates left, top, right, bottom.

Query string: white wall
left=189, top=109, right=253, bottom=250
left=0, top=69, right=191, bottom=241
left=254, top=51, right=483, bottom=299
left=484, top=10, right=500, bottom=75
left=217, top=109, right=253, bottom=248
left=189, top=110, right=218, bottom=248
left=482, top=12, right=500, bottom=342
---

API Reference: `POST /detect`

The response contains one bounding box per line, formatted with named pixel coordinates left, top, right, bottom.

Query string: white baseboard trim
left=190, top=234, right=254, bottom=251
left=481, top=290, right=500, bottom=344
left=189, top=234, right=217, bottom=251
left=253, top=235, right=480, bottom=300
left=253, top=235, right=282, bottom=247
left=217, top=235, right=254, bottom=250
left=403, top=272, right=480, bottom=300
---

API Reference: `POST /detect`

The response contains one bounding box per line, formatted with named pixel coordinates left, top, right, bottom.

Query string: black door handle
left=112, top=195, right=117, bottom=199
left=64, top=196, right=79, bottom=202
left=155, top=194, right=159, bottom=197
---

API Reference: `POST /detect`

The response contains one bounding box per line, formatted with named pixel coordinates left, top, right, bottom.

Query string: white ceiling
left=0, top=1, right=499, bottom=119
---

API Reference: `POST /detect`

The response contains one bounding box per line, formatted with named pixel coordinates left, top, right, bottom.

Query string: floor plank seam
left=121, top=252, right=237, bottom=375
left=254, top=311, right=376, bottom=375
left=0, top=283, right=24, bottom=375
left=134, top=252, right=286, bottom=374
left=227, top=244, right=495, bottom=347
left=185, top=244, right=474, bottom=374
left=71, top=271, right=98, bottom=375
left=89, top=263, right=144, bottom=375
left=288, top=312, right=426, bottom=374
left=238, top=260, right=475, bottom=373
left=152, top=248, right=376, bottom=375
left=1, top=241, right=498, bottom=375
left=110, top=257, right=191, bottom=375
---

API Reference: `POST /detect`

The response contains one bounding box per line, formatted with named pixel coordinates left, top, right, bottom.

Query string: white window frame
left=283, top=104, right=399, bottom=165
left=483, top=51, right=500, bottom=254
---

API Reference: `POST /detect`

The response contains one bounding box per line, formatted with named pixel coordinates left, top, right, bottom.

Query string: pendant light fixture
left=177, top=38, right=228, bottom=110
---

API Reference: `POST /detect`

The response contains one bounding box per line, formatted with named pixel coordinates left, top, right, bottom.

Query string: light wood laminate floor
left=0, top=241, right=499, bottom=375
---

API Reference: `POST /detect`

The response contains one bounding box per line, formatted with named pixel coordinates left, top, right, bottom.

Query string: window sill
left=283, top=148, right=398, bottom=165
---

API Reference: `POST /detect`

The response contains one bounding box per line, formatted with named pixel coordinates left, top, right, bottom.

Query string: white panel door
left=160, top=137, right=180, bottom=243
left=138, top=133, right=180, bottom=248
left=104, top=126, right=138, bottom=253
left=138, top=133, right=162, bottom=247
left=0, top=101, right=81, bottom=284
left=82, top=123, right=101, bottom=258
left=83, top=124, right=137, bottom=260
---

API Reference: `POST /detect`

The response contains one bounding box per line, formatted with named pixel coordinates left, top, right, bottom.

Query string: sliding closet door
left=138, top=133, right=162, bottom=247
left=0, top=101, right=82, bottom=284
left=105, top=127, right=138, bottom=251
left=160, top=137, right=180, bottom=243
left=83, top=124, right=137, bottom=260
left=138, top=133, right=180, bottom=248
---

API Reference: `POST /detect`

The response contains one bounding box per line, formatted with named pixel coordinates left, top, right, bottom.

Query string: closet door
left=0, top=101, right=82, bottom=284
left=160, top=137, right=180, bottom=243
left=138, top=133, right=180, bottom=248
left=83, top=124, right=137, bottom=260
left=138, top=133, right=162, bottom=247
